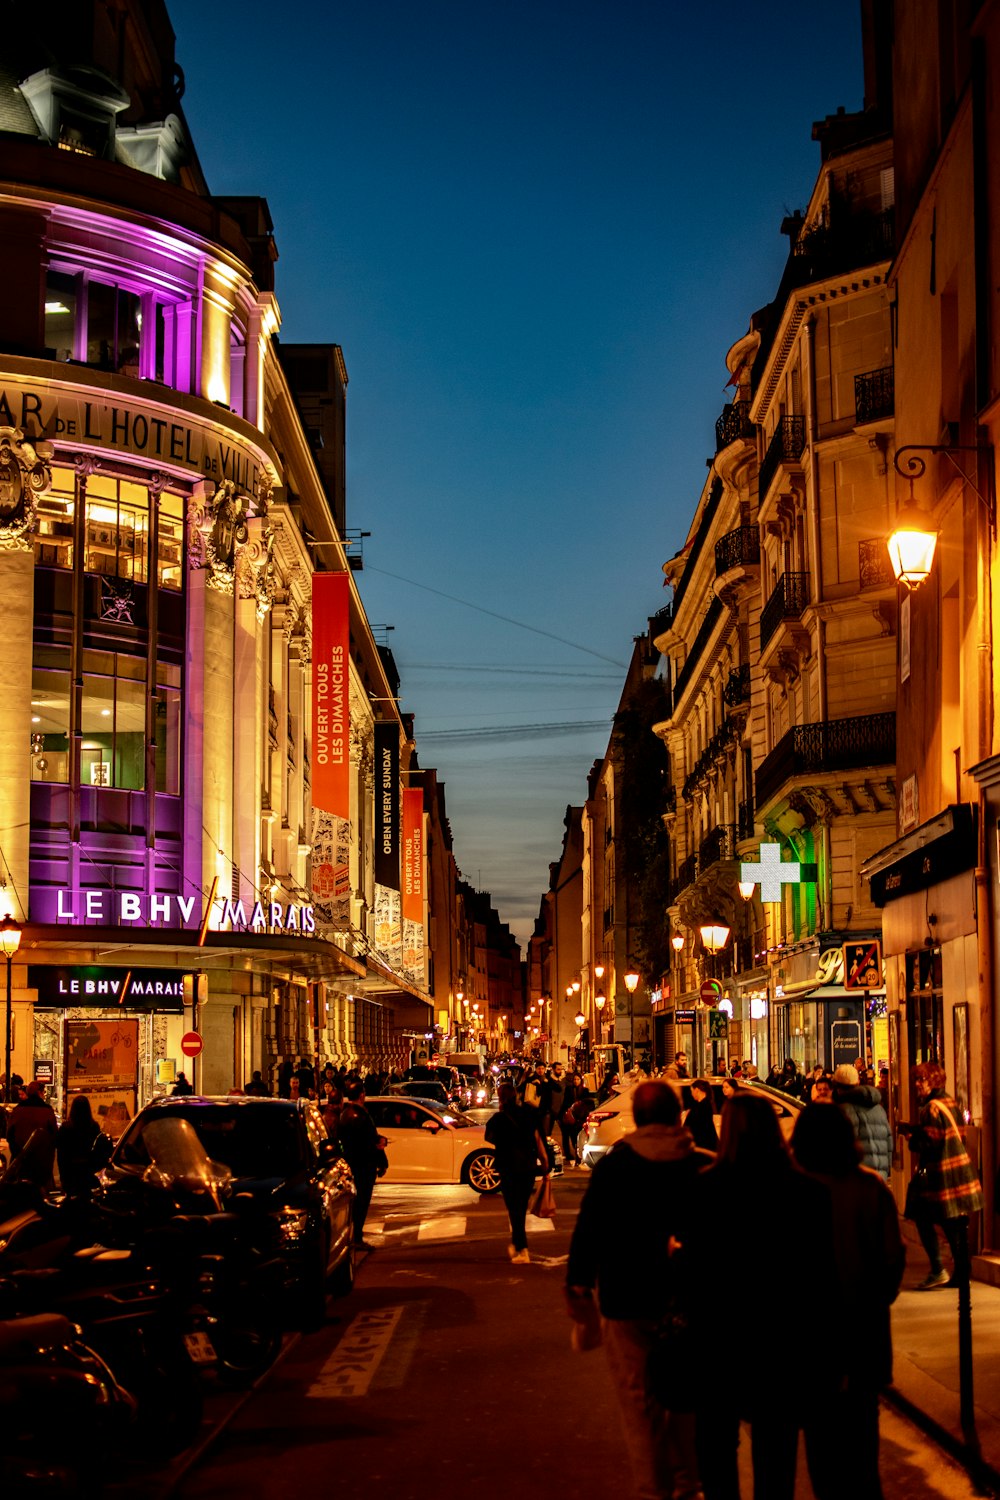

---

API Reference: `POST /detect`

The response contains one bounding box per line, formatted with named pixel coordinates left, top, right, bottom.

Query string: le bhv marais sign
left=54, top=889, right=316, bottom=935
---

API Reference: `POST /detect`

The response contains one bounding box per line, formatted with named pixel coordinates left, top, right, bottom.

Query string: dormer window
left=20, top=65, right=130, bottom=162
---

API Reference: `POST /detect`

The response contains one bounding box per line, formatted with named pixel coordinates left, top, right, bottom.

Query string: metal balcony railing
left=649, top=602, right=673, bottom=637
left=759, top=571, right=810, bottom=652
left=715, top=400, right=755, bottom=453
left=855, top=365, right=894, bottom=424
left=673, top=597, right=725, bottom=702
left=715, top=526, right=761, bottom=577
left=699, top=824, right=737, bottom=870
left=859, top=538, right=895, bottom=590
left=755, top=712, right=896, bottom=808
left=786, top=209, right=895, bottom=290
left=759, top=415, right=807, bottom=503
left=676, top=853, right=697, bottom=893
left=724, top=663, right=751, bottom=708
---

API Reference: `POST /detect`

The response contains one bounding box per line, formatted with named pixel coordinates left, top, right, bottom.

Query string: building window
left=905, top=946, right=944, bottom=1067
left=87, top=282, right=142, bottom=374
left=155, top=662, right=182, bottom=795
left=85, top=473, right=150, bottom=582
left=33, top=464, right=76, bottom=570
left=81, top=651, right=146, bottom=790
left=44, top=272, right=79, bottom=361
left=30, top=647, right=71, bottom=783
left=158, top=491, right=184, bottom=590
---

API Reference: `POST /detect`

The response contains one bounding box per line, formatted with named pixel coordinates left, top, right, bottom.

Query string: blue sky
left=168, top=0, right=865, bottom=948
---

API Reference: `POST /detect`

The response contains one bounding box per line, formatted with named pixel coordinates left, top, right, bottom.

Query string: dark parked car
left=97, top=1096, right=356, bottom=1325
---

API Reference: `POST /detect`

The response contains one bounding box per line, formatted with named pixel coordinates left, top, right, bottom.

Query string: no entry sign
left=700, top=979, right=723, bottom=1006
left=180, top=1030, right=204, bottom=1058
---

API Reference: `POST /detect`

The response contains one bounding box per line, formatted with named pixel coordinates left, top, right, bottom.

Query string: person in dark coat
left=338, top=1079, right=387, bottom=1249
left=898, top=1061, right=983, bottom=1289
left=684, top=1079, right=719, bottom=1152
left=5, top=1081, right=58, bottom=1158
left=244, top=1070, right=270, bottom=1096
left=171, top=1071, right=194, bottom=1096
left=484, top=1083, right=549, bottom=1263
left=792, top=1103, right=904, bottom=1500
left=566, top=1080, right=706, bottom=1500
left=832, top=1064, right=892, bottom=1178
left=56, top=1094, right=111, bottom=1196
left=685, top=1093, right=837, bottom=1500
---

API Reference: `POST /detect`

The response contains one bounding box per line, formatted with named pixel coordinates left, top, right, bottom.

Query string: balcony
left=737, top=798, right=755, bottom=841
left=758, top=415, right=806, bottom=504
left=785, top=209, right=895, bottom=291
left=715, top=400, right=755, bottom=453
left=724, top=663, right=751, bottom=710
left=859, top=538, right=895, bottom=590
left=675, top=853, right=697, bottom=894
left=715, top=526, right=760, bottom=577
left=699, top=823, right=737, bottom=871
left=672, top=597, right=725, bottom=703
left=855, top=365, right=894, bottom=425
left=759, top=571, right=810, bottom=652
left=755, top=712, right=896, bottom=809
left=649, top=602, right=673, bottom=640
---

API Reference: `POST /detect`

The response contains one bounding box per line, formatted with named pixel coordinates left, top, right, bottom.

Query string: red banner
left=312, top=572, right=350, bottom=819
left=402, top=787, right=424, bottom=923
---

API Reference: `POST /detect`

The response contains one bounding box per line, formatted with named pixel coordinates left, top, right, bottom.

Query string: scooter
left=0, top=1310, right=135, bottom=1497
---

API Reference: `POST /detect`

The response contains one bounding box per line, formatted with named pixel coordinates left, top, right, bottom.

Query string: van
left=445, top=1053, right=487, bottom=1106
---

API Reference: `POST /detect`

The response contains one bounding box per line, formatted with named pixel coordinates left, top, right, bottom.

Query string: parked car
left=364, top=1096, right=500, bottom=1193
left=389, top=1079, right=453, bottom=1109
left=577, top=1077, right=803, bottom=1168
left=97, top=1096, right=356, bottom=1324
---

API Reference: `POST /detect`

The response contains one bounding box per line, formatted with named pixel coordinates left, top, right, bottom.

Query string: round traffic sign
left=180, top=1030, right=204, bottom=1058
left=699, top=979, right=723, bottom=1006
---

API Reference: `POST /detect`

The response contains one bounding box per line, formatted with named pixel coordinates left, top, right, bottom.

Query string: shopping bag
left=528, top=1175, right=556, bottom=1219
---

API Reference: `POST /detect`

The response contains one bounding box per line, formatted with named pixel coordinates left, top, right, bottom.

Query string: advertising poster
left=66, top=1018, right=139, bottom=1139
left=374, top=884, right=402, bottom=972
left=402, top=787, right=424, bottom=923
left=311, top=809, right=352, bottom=930
left=373, top=721, right=400, bottom=890
left=312, top=572, right=350, bottom=820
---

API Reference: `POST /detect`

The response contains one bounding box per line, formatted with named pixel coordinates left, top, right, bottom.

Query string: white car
left=365, top=1096, right=500, bottom=1194
left=578, top=1078, right=803, bottom=1168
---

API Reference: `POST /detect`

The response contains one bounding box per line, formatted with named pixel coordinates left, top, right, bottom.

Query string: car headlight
left=272, top=1208, right=310, bottom=1243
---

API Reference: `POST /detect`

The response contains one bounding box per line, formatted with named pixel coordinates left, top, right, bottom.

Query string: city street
left=103, top=1172, right=985, bottom=1500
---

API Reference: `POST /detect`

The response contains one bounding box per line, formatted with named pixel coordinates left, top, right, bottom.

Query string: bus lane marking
left=306, top=1306, right=405, bottom=1398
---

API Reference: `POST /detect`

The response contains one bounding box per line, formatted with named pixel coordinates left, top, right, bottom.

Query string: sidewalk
left=890, top=1221, right=1000, bottom=1480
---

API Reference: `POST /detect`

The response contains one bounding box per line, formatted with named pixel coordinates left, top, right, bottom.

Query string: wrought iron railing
left=699, top=823, right=737, bottom=870
left=672, top=479, right=724, bottom=615
left=758, top=415, right=807, bottom=502
left=715, top=400, right=755, bottom=453
left=715, top=526, right=761, bottom=577
left=786, top=209, right=895, bottom=289
left=759, top=572, right=810, bottom=651
left=649, top=602, right=673, bottom=637
left=676, top=853, right=697, bottom=893
left=859, top=538, right=894, bottom=590
left=755, top=712, right=896, bottom=808
left=673, top=597, right=725, bottom=702
left=855, top=365, right=894, bottom=424
left=724, top=663, right=752, bottom=708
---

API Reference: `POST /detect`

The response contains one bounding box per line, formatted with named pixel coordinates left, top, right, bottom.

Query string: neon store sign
left=53, top=889, right=316, bottom=934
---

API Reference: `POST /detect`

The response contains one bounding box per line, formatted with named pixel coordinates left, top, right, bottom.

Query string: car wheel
left=464, top=1149, right=501, bottom=1195
left=329, top=1241, right=355, bottom=1298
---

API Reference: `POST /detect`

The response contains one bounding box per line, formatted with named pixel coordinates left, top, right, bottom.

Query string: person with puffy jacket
left=832, top=1064, right=892, bottom=1178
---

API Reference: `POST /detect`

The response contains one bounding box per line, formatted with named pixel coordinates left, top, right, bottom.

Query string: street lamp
left=1, top=915, right=23, bottom=1104
left=887, top=504, right=939, bottom=589
left=699, top=922, right=731, bottom=955
left=671, top=933, right=685, bottom=953
left=574, top=1011, right=586, bottom=1029
left=624, top=970, right=639, bottom=994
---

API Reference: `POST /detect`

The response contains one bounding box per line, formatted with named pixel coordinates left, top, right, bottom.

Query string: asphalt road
left=159, top=1171, right=980, bottom=1500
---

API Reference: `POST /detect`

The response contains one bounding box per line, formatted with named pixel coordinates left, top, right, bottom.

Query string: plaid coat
left=912, top=1091, right=984, bottom=1220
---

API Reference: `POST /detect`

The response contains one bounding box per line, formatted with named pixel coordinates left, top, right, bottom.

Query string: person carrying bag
left=899, top=1061, right=983, bottom=1290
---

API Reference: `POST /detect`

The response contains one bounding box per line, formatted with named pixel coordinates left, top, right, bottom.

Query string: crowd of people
left=565, top=1057, right=984, bottom=1500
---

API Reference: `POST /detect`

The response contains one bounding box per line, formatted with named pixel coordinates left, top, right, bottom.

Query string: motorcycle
left=0, top=1310, right=135, bottom=1497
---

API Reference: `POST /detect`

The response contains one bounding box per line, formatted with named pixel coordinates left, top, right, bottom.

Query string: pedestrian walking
left=55, top=1094, right=112, bottom=1196
left=898, top=1061, right=983, bottom=1289
left=339, top=1078, right=389, bottom=1249
left=171, top=1071, right=193, bottom=1096
left=685, top=1093, right=837, bottom=1500
left=684, top=1079, right=718, bottom=1152
left=547, top=1062, right=567, bottom=1135
left=792, top=1103, right=905, bottom=1500
left=521, top=1059, right=552, bottom=1127
left=831, top=1064, right=892, bottom=1178
left=5, top=1080, right=59, bottom=1159
left=484, top=1083, right=549, bottom=1263
left=244, top=1070, right=270, bottom=1096
left=566, top=1079, right=705, bottom=1500
left=560, top=1072, right=592, bottom=1166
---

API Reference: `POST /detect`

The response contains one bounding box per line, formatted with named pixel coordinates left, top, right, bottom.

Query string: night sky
left=167, top=0, right=864, bottom=948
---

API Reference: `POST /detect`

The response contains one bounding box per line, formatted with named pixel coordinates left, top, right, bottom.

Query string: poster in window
left=953, top=1003, right=970, bottom=1123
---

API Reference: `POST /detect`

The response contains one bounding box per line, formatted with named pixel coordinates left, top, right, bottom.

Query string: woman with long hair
left=792, top=1103, right=904, bottom=1499
left=685, top=1094, right=836, bottom=1500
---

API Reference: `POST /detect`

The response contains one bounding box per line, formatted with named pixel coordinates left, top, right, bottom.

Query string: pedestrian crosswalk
left=369, top=1208, right=557, bottom=1245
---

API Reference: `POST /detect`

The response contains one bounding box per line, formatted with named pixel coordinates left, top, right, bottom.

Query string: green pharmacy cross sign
left=740, top=841, right=818, bottom=904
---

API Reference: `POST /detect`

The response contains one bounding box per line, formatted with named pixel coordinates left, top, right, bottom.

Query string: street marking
left=306, top=1306, right=405, bottom=1397
left=530, top=1253, right=569, bottom=1267
left=527, top=1216, right=555, bottom=1232
left=417, top=1213, right=467, bottom=1241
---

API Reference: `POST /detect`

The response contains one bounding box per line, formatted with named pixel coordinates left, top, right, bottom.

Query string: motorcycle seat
left=0, top=1312, right=76, bottom=1356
